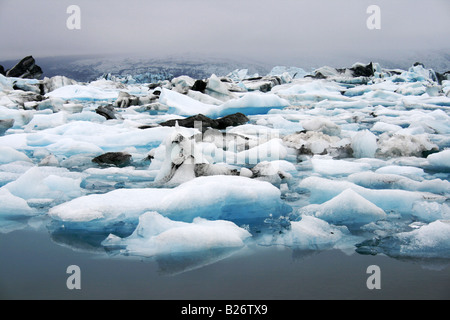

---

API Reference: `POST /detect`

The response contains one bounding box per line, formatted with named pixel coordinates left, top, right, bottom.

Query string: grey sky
left=1, top=0, right=449, bottom=66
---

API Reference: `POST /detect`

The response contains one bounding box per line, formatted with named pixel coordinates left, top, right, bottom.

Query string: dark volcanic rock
left=159, top=114, right=216, bottom=130
left=214, top=113, right=249, bottom=129
left=0, top=65, right=5, bottom=76
left=96, top=105, right=117, bottom=120
left=435, top=71, right=450, bottom=85
left=5, top=56, right=43, bottom=79
left=191, top=79, right=207, bottom=93
left=0, top=119, right=14, bottom=135
left=92, top=152, right=132, bottom=167
left=159, top=113, right=249, bottom=131
left=350, top=62, right=374, bottom=77
left=305, top=72, right=327, bottom=80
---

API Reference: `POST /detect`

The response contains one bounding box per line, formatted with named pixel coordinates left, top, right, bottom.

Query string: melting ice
left=1, top=61, right=450, bottom=272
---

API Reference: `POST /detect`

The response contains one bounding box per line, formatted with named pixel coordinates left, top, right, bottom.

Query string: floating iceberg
left=298, top=176, right=446, bottom=215
left=310, top=156, right=371, bottom=176
left=299, top=189, right=387, bottom=227
left=49, top=175, right=290, bottom=228
left=0, top=146, right=31, bottom=164
left=351, top=130, right=378, bottom=158
left=102, top=211, right=251, bottom=257
left=0, top=188, right=34, bottom=217
left=1, top=166, right=84, bottom=206
left=426, top=149, right=450, bottom=171
left=270, top=215, right=357, bottom=251
left=357, top=220, right=450, bottom=259
left=159, top=88, right=289, bottom=117
left=1, top=59, right=450, bottom=264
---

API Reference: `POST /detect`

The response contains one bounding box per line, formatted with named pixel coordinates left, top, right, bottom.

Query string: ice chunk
left=393, top=220, right=450, bottom=258
left=46, top=138, right=104, bottom=157
left=298, top=176, right=446, bottom=214
left=0, top=146, right=31, bottom=164
left=234, top=138, right=288, bottom=165
left=351, top=130, right=378, bottom=158
left=159, top=88, right=216, bottom=116
left=0, top=74, right=14, bottom=91
left=272, top=215, right=354, bottom=250
left=426, top=149, right=450, bottom=171
left=46, top=84, right=118, bottom=101
left=412, top=202, right=450, bottom=223
left=0, top=188, right=34, bottom=217
left=49, top=175, right=290, bottom=226
left=371, top=122, right=402, bottom=133
left=310, top=156, right=371, bottom=176
left=301, top=117, right=341, bottom=136
left=171, top=75, right=196, bottom=94
left=255, top=115, right=304, bottom=135
left=283, top=131, right=342, bottom=155
left=361, top=220, right=450, bottom=259
left=102, top=211, right=251, bottom=257
left=250, top=160, right=294, bottom=185
left=24, top=111, right=68, bottom=131
left=226, top=69, right=250, bottom=82
left=205, top=74, right=235, bottom=101
left=2, top=166, right=83, bottom=203
left=348, top=172, right=450, bottom=194
left=0, top=106, right=33, bottom=128
left=300, top=189, right=387, bottom=226
left=42, top=75, right=78, bottom=93
left=268, top=66, right=308, bottom=79
left=377, top=133, right=438, bottom=158
left=375, top=165, right=425, bottom=179
left=84, top=167, right=156, bottom=183
left=216, top=92, right=290, bottom=117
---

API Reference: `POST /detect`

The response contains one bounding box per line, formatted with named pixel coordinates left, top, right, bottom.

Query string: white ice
left=102, top=211, right=251, bottom=257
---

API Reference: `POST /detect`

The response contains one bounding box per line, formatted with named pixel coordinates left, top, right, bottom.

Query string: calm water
left=0, top=223, right=449, bottom=300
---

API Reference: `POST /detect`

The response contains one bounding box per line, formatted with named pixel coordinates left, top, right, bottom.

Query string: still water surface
left=1, top=223, right=449, bottom=300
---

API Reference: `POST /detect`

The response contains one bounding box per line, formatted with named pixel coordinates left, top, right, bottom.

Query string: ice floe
left=0, top=59, right=449, bottom=265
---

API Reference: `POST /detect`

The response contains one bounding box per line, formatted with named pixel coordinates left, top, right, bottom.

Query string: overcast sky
left=1, top=0, right=449, bottom=66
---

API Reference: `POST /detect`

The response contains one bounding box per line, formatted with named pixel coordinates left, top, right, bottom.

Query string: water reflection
left=1, top=215, right=449, bottom=275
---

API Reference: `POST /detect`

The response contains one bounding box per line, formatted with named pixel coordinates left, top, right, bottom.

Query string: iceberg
left=426, top=149, right=450, bottom=171
left=310, top=156, right=371, bottom=176
left=299, top=189, right=387, bottom=227
left=357, top=220, right=450, bottom=259
left=270, top=215, right=356, bottom=250
left=348, top=171, right=450, bottom=194
left=102, top=211, right=251, bottom=257
left=159, top=87, right=216, bottom=116
left=1, top=166, right=84, bottom=205
left=0, top=146, right=32, bottom=164
left=0, top=188, right=34, bottom=217
left=351, top=130, right=378, bottom=158
left=159, top=88, right=289, bottom=117
left=216, top=92, right=290, bottom=117
left=49, top=175, right=290, bottom=228
left=298, top=176, right=446, bottom=215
